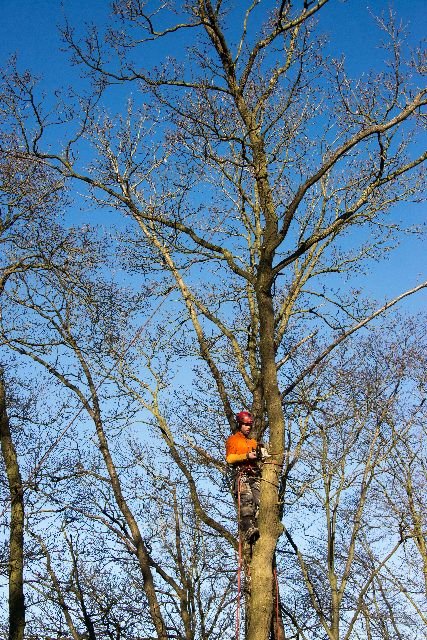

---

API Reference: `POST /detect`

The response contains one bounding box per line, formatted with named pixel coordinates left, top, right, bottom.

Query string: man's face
left=239, top=421, right=252, bottom=437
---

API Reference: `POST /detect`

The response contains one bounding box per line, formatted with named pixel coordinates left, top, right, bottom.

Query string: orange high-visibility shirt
left=225, top=430, right=258, bottom=465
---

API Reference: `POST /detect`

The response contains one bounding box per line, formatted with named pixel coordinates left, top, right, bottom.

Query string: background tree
left=277, top=318, right=427, bottom=640
left=0, top=127, right=68, bottom=640
left=0, top=233, right=238, bottom=639
left=0, top=374, right=25, bottom=640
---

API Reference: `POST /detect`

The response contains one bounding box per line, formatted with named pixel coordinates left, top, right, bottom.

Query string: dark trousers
left=234, top=472, right=260, bottom=533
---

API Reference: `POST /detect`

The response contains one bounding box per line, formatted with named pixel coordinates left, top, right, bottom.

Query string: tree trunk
left=247, top=270, right=285, bottom=640
left=64, top=332, right=169, bottom=640
left=0, top=375, right=25, bottom=640
left=271, top=557, right=286, bottom=640
left=90, top=408, right=168, bottom=640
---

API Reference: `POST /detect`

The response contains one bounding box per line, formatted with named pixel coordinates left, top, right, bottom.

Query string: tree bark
left=0, top=375, right=25, bottom=640
left=246, top=272, right=285, bottom=640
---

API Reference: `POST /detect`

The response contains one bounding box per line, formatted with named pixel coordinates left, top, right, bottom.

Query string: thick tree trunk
left=184, top=9, right=287, bottom=634
left=246, top=271, right=285, bottom=640
left=0, top=376, right=25, bottom=640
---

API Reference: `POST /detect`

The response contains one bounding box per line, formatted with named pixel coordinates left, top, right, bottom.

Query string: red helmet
left=236, top=410, right=254, bottom=425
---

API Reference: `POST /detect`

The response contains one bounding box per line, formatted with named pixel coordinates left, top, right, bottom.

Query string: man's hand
left=247, top=450, right=257, bottom=460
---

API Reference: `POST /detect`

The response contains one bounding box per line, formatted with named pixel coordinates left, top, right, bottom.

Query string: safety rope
left=236, top=471, right=242, bottom=640
left=274, top=567, right=279, bottom=639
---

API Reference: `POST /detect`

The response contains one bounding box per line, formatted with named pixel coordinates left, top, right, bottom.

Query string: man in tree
left=226, top=411, right=261, bottom=543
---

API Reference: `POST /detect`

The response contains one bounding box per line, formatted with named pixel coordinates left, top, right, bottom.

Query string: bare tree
left=0, top=245, right=238, bottom=639
left=0, top=2, right=426, bottom=639
left=0, top=126, right=68, bottom=640
left=276, top=319, right=427, bottom=640
left=0, top=374, right=25, bottom=640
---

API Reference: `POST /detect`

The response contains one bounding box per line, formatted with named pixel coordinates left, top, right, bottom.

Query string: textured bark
left=0, top=376, right=25, bottom=640
left=406, top=472, right=427, bottom=596
left=196, top=6, right=288, bottom=631
left=241, top=87, right=285, bottom=639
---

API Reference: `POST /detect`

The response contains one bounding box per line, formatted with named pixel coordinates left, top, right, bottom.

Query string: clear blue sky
left=0, top=0, right=425, bottom=311
left=1, top=1, right=425, bottom=81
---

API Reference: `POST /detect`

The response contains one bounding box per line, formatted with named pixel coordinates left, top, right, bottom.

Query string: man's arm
left=226, top=450, right=257, bottom=465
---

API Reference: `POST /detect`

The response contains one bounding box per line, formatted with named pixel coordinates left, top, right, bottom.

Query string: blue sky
left=0, top=0, right=425, bottom=311
left=1, top=1, right=425, bottom=77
